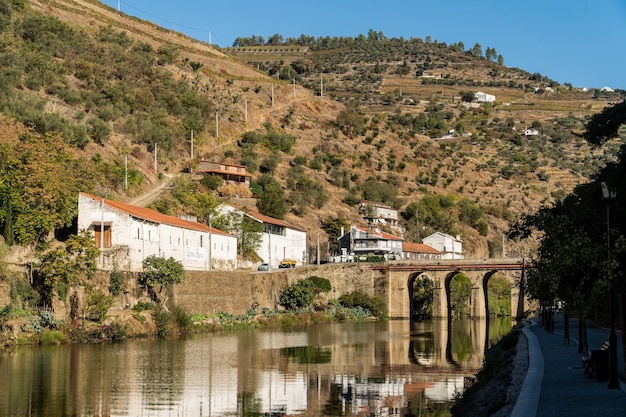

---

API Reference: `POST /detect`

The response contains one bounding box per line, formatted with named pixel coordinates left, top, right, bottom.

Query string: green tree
left=36, top=231, right=99, bottom=303
left=412, top=276, right=433, bottom=318
left=450, top=273, right=472, bottom=317
left=214, top=210, right=263, bottom=257
left=255, top=175, right=287, bottom=219
left=321, top=217, right=350, bottom=255
left=0, top=126, right=91, bottom=246
left=140, top=255, right=185, bottom=308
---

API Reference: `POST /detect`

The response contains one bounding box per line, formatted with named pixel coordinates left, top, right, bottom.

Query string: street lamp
left=601, top=182, right=619, bottom=390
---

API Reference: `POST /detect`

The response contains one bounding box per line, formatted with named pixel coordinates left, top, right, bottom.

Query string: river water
left=0, top=317, right=512, bottom=416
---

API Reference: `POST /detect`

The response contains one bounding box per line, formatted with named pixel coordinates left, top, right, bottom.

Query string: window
left=94, top=225, right=112, bottom=248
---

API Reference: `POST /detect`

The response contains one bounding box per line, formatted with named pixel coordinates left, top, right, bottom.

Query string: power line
left=113, top=1, right=227, bottom=46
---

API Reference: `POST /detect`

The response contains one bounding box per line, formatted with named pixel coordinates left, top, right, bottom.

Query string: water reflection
left=0, top=317, right=511, bottom=416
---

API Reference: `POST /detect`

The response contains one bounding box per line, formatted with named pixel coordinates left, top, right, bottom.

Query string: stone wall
left=169, top=264, right=384, bottom=315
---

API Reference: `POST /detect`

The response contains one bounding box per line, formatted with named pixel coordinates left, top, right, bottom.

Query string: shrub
left=170, top=305, right=191, bottom=333
left=304, top=276, right=332, bottom=293
left=86, top=290, right=114, bottom=322
left=39, top=330, right=67, bottom=345
left=279, top=280, right=316, bottom=310
left=132, top=302, right=151, bottom=313
left=109, top=270, right=125, bottom=296
left=151, top=303, right=171, bottom=337
left=338, top=290, right=386, bottom=318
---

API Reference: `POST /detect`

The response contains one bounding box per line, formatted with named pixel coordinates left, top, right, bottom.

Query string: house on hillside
left=77, top=193, right=237, bottom=272
left=219, top=205, right=307, bottom=267
left=524, top=128, right=540, bottom=137
left=422, top=232, right=464, bottom=259
left=195, top=160, right=252, bottom=188
left=338, top=225, right=403, bottom=260
left=402, top=242, right=442, bottom=260
left=359, top=200, right=405, bottom=237
left=475, top=91, right=495, bottom=103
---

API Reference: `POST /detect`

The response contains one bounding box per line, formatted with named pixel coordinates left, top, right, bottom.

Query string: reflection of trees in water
left=237, top=391, right=263, bottom=417
left=324, top=383, right=351, bottom=416
left=408, top=321, right=435, bottom=366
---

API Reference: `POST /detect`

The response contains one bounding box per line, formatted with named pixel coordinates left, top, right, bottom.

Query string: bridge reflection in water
left=0, top=317, right=512, bottom=417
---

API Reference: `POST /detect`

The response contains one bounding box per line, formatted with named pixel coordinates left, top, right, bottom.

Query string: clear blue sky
left=100, top=0, right=626, bottom=90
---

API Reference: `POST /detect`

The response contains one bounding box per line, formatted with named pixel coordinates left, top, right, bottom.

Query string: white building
left=77, top=193, right=237, bottom=272
left=359, top=200, right=405, bottom=237
left=475, top=91, right=495, bottom=103
left=422, top=232, right=464, bottom=259
left=219, top=205, right=307, bottom=267
left=338, top=226, right=404, bottom=259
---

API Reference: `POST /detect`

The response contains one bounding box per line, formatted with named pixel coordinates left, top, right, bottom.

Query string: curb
left=511, top=319, right=543, bottom=417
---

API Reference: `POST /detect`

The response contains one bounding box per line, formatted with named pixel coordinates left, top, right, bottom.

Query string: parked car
left=257, top=263, right=270, bottom=271
left=279, top=259, right=297, bottom=268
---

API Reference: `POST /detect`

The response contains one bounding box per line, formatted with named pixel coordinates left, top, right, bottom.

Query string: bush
left=39, top=330, right=67, bottom=345
left=170, top=305, right=191, bottom=333
left=109, top=270, right=125, bottom=296
left=304, top=276, right=332, bottom=293
left=86, top=290, right=114, bottom=322
left=151, top=303, right=171, bottom=337
left=338, top=290, right=386, bottom=318
left=279, top=280, right=316, bottom=310
left=133, top=301, right=152, bottom=312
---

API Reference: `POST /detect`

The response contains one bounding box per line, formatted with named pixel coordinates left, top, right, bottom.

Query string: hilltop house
left=475, top=91, right=495, bottom=103
left=77, top=193, right=237, bottom=272
left=422, top=232, right=464, bottom=259
left=195, top=160, right=252, bottom=188
left=359, top=200, right=405, bottom=237
left=338, top=225, right=404, bottom=260
left=218, top=205, right=307, bottom=267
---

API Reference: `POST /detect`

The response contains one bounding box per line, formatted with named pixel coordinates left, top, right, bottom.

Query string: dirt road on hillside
left=129, top=174, right=176, bottom=207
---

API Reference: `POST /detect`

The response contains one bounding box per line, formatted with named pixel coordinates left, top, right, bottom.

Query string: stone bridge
left=370, top=258, right=528, bottom=319
left=170, top=258, right=529, bottom=320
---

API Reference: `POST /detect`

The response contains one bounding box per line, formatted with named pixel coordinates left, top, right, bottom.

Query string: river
left=0, top=317, right=512, bottom=416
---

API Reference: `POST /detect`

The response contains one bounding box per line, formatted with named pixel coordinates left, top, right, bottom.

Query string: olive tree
left=139, top=255, right=185, bottom=308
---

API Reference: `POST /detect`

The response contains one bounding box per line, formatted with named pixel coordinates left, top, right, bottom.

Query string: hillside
left=0, top=0, right=624, bottom=260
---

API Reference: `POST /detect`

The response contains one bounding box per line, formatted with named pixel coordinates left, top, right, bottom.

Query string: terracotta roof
left=226, top=204, right=305, bottom=232
left=354, top=226, right=403, bottom=241
left=402, top=241, right=441, bottom=254
left=80, top=193, right=232, bottom=236
left=196, top=168, right=252, bottom=177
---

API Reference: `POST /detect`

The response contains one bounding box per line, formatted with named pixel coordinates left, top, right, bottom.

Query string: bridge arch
left=381, top=259, right=527, bottom=319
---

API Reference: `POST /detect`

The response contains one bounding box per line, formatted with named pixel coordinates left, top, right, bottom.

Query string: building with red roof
left=78, top=193, right=237, bottom=272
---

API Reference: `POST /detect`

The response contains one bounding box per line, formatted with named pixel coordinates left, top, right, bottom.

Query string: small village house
left=77, top=193, right=237, bottom=272
left=359, top=200, right=405, bottom=237
left=422, top=232, right=464, bottom=259
left=194, top=160, right=252, bottom=188
left=338, top=225, right=403, bottom=260
left=219, top=205, right=307, bottom=267
left=474, top=91, right=495, bottom=103
left=402, top=242, right=442, bottom=260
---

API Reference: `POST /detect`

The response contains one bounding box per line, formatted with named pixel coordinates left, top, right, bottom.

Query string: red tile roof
left=402, top=241, right=441, bottom=254
left=81, top=193, right=232, bottom=236
left=354, top=226, right=403, bottom=241
left=227, top=205, right=305, bottom=232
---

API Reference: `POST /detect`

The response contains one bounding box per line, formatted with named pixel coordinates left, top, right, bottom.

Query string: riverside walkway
left=512, top=312, right=626, bottom=417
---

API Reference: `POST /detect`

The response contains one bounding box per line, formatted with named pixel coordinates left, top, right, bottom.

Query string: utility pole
left=215, top=110, right=219, bottom=138
left=190, top=130, right=194, bottom=159
left=244, top=99, right=248, bottom=123
left=271, top=84, right=274, bottom=106
left=317, top=232, right=320, bottom=265
left=293, top=78, right=296, bottom=98
left=124, top=155, right=128, bottom=190
left=154, top=143, right=157, bottom=174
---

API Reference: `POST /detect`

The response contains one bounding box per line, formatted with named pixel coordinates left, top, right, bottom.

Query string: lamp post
left=601, top=182, right=619, bottom=389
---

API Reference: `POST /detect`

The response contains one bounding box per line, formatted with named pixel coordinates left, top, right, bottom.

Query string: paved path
left=513, top=313, right=626, bottom=417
